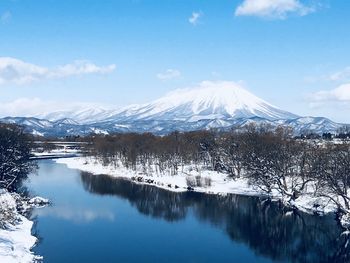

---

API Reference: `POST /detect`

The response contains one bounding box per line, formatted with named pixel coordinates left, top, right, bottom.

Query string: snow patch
left=0, top=190, right=43, bottom=263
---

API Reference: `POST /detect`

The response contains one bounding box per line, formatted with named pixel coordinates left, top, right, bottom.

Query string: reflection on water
left=34, top=205, right=116, bottom=222
left=26, top=161, right=350, bottom=263
left=80, top=172, right=350, bottom=263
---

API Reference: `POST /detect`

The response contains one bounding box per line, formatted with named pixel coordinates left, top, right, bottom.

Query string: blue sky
left=1, top=0, right=350, bottom=122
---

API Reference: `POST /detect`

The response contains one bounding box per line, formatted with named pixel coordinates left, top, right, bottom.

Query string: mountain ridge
left=0, top=81, right=347, bottom=136
left=38, top=81, right=298, bottom=124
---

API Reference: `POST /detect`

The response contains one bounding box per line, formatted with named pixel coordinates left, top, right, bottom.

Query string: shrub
left=186, top=175, right=212, bottom=188
left=186, top=176, right=197, bottom=188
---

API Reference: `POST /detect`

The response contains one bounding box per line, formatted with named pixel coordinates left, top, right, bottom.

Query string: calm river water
left=24, top=160, right=349, bottom=263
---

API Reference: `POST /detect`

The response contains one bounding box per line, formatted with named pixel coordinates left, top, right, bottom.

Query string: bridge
left=30, top=141, right=89, bottom=160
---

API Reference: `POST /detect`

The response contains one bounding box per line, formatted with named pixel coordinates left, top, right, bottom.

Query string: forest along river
left=24, top=160, right=348, bottom=263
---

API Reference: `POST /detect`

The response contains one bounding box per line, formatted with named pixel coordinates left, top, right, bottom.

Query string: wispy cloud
left=235, top=0, right=315, bottom=19
left=0, top=97, right=106, bottom=117
left=1, top=11, right=11, bottom=24
left=156, top=69, right=181, bottom=80
left=211, top=71, right=222, bottom=78
left=308, top=83, right=350, bottom=108
left=0, top=57, right=116, bottom=85
left=329, top=67, right=350, bottom=82
left=189, top=11, right=202, bottom=25
left=305, top=66, right=350, bottom=84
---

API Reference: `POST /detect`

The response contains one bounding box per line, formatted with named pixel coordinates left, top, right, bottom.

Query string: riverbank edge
left=55, top=156, right=350, bottom=228
left=0, top=189, right=49, bottom=263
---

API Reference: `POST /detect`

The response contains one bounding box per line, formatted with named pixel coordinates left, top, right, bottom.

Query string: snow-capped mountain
left=37, top=107, right=121, bottom=124
left=39, top=81, right=297, bottom=124
left=105, top=81, right=298, bottom=123
left=0, top=81, right=347, bottom=136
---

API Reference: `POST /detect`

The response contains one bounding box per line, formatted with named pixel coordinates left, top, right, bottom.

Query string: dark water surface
left=24, top=160, right=349, bottom=263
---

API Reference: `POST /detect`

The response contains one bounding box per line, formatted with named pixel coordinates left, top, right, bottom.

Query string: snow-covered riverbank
left=31, top=149, right=81, bottom=160
left=0, top=190, right=48, bottom=263
left=56, top=157, right=339, bottom=218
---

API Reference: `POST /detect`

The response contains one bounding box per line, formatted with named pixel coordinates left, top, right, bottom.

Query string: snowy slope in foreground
left=0, top=191, right=38, bottom=263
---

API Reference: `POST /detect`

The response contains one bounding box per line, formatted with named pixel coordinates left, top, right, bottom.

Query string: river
left=24, top=160, right=349, bottom=263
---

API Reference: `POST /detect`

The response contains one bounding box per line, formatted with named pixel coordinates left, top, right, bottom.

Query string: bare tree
left=315, top=144, right=350, bottom=213
left=0, top=124, right=36, bottom=191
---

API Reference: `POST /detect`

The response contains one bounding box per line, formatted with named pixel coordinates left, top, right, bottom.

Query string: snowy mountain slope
left=0, top=115, right=344, bottom=137
left=0, top=81, right=347, bottom=136
left=38, top=81, right=298, bottom=124
left=37, top=107, right=121, bottom=124
left=1, top=117, right=54, bottom=129
left=105, top=81, right=298, bottom=123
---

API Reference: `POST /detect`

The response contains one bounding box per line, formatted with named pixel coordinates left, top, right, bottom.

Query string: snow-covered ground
left=56, top=156, right=260, bottom=196
left=31, top=149, right=81, bottom=160
left=56, top=156, right=339, bottom=217
left=0, top=190, right=48, bottom=263
left=33, top=149, right=80, bottom=155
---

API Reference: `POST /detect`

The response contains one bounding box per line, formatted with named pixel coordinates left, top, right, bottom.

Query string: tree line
left=85, top=124, right=350, bottom=215
left=0, top=123, right=36, bottom=191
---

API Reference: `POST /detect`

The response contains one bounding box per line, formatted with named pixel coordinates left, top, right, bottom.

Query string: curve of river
left=24, top=160, right=350, bottom=263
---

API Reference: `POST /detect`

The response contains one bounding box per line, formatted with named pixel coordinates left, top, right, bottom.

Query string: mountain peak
left=116, top=81, right=298, bottom=122
left=156, top=81, right=273, bottom=115
left=34, top=81, right=299, bottom=131
left=2, top=80, right=345, bottom=136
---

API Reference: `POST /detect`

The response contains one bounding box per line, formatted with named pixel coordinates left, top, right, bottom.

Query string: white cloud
left=0, top=98, right=60, bottom=117
left=1, top=11, right=11, bottom=24
left=51, top=60, right=116, bottom=78
left=0, top=58, right=48, bottom=85
left=156, top=69, right=181, bottom=80
left=329, top=67, right=350, bottom=82
left=0, top=57, right=116, bottom=85
left=309, top=83, right=350, bottom=103
left=304, top=66, right=350, bottom=84
left=235, top=0, right=314, bottom=19
left=0, top=97, right=106, bottom=118
left=189, top=12, right=202, bottom=25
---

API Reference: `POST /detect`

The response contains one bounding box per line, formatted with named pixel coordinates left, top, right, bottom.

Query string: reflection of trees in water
left=80, top=172, right=189, bottom=221
left=192, top=195, right=349, bottom=263
left=80, top=172, right=350, bottom=263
